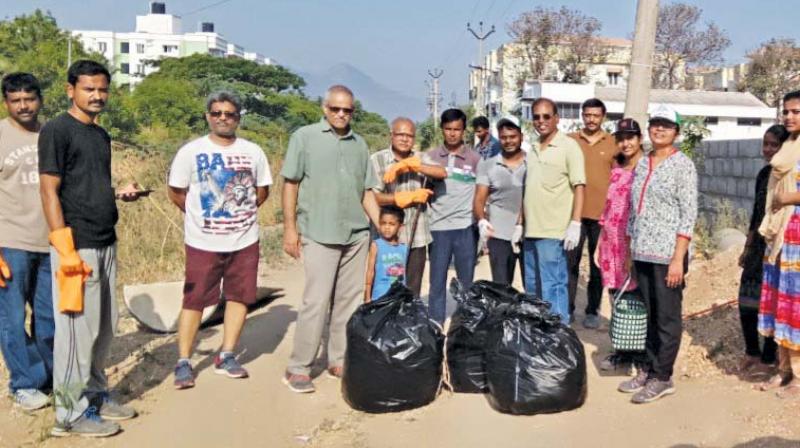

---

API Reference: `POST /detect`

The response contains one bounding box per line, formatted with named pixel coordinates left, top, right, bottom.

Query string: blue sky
left=1, top=0, right=797, bottom=104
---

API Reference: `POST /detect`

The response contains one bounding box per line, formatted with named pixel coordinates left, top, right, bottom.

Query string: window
left=704, top=116, right=719, bottom=125
left=97, top=41, right=107, bottom=53
left=163, top=45, right=178, bottom=54
left=120, top=63, right=129, bottom=74
left=607, top=72, right=620, bottom=86
left=555, top=102, right=581, bottom=119
left=120, top=42, right=129, bottom=54
left=136, top=43, right=145, bottom=54
left=737, top=117, right=761, bottom=126
left=607, top=113, right=624, bottom=122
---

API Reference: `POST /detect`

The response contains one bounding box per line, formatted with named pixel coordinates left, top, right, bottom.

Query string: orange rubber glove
left=0, top=254, right=10, bottom=288
left=383, top=156, right=422, bottom=184
left=394, top=188, right=433, bottom=208
left=49, top=228, right=92, bottom=313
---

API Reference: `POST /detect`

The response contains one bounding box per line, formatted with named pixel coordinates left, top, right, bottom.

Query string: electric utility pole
left=467, top=21, right=495, bottom=117
left=427, top=68, right=443, bottom=128
left=624, top=0, right=659, bottom=126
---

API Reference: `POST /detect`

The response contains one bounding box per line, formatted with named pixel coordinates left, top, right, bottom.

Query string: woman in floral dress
left=595, top=118, right=643, bottom=371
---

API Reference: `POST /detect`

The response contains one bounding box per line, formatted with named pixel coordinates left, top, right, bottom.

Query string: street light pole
left=624, top=0, right=659, bottom=126
left=468, top=21, right=495, bottom=117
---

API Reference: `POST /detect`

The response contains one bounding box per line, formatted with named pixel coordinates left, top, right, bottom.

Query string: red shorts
left=182, top=242, right=259, bottom=311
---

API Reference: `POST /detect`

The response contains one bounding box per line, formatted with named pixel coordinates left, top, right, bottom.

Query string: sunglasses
left=533, top=114, right=553, bottom=121
left=208, top=110, right=239, bottom=119
left=328, top=106, right=354, bottom=115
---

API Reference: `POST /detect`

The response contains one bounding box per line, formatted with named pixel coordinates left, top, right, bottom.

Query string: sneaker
left=174, top=361, right=195, bottom=390
left=583, top=314, right=600, bottom=329
left=618, top=370, right=649, bottom=393
left=326, top=366, right=343, bottom=379
left=13, top=389, right=50, bottom=411
left=94, top=392, right=136, bottom=421
left=214, top=353, right=249, bottom=379
left=51, top=406, right=120, bottom=438
left=283, top=372, right=315, bottom=393
left=631, top=378, right=676, bottom=404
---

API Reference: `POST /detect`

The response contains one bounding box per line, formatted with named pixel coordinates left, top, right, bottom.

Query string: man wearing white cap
left=474, top=116, right=526, bottom=285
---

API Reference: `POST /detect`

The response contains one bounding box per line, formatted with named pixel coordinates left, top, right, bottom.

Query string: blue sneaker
left=174, top=360, right=195, bottom=389
left=214, top=353, right=249, bottom=379
left=51, top=406, right=120, bottom=438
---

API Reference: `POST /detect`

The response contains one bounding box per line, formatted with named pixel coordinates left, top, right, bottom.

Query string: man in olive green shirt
left=522, top=98, right=585, bottom=324
left=282, top=85, right=380, bottom=393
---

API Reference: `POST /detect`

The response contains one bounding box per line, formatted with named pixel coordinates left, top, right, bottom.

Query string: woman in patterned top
left=594, top=118, right=644, bottom=372
left=737, top=125, right=788, bottom=379
left=618, top=105, right=697, bottom=404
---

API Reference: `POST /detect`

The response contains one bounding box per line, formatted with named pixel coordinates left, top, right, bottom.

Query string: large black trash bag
left=341, top=282, right=444, bottom=413
left=446, top=280, right=535, bottom=393
left=485, top=301, right=587, bottom=415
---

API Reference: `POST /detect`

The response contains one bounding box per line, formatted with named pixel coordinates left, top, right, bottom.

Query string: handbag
left=609, top=276, right=647, bottom=352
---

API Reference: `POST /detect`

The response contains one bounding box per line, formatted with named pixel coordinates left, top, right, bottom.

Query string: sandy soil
left=1, top=248, right=799, bottom=448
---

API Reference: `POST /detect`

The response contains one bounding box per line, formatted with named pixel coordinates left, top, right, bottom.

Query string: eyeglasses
left=649, top=122, right=677, bottom=130
left=208, top=110, right=239, bottom=119
left=532, top=114, right=553, bottom=121
left=327, top=106, right=354, bottom=115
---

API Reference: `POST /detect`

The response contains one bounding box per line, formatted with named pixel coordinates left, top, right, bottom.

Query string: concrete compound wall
left=696, top=139, right=765, bottom=219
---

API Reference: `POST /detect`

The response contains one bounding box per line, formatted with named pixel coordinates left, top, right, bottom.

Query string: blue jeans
left=523, top=238, right=569, bottom=324
left=428, top=226, right=477, bottom=323
left=0, top=248, right=54, bottom=392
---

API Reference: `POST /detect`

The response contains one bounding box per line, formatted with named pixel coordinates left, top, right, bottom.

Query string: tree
left=740, top=38, right=800, bottom=110
left=653, top=2, right=731, bottom=89
left=0, top=10, right=102, bottom=116
left=507, top=6, right=609, bottom=83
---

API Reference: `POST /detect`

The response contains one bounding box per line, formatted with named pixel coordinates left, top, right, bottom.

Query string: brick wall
left=696, top=139, right=765, bottom=217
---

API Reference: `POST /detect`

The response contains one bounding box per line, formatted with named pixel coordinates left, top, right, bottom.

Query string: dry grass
left=111, top=143, right=286, bottom=288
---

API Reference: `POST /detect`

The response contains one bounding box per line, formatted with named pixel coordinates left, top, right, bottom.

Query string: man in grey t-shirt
left=474, top=116, right=526, bottom=285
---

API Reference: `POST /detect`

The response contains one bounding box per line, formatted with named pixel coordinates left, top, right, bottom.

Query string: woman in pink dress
left=595, top=118, right=644, bottom=371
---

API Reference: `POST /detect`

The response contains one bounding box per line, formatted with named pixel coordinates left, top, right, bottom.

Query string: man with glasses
left=282, top=85, right=380, bottom=393
left=522, top=98, right=585, bottom=324
left=168, top=90, right=272, bottom=390
left=370, top=117, right=446, bottom=297
left=567, top=98, right=619, bottom=328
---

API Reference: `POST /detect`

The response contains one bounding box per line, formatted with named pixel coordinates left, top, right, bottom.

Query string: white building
left=72, top=2, right=273, bottom=87
left=519, top=81, right=776, bottom=141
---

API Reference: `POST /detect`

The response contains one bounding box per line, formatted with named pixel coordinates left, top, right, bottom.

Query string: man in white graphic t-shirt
left=167, top=91, right=272, bottom=389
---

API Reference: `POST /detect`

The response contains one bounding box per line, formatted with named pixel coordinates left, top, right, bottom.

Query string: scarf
left=759, top=137, right=800, bottom=263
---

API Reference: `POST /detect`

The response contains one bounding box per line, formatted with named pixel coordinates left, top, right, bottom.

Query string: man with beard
left=474, top=116, right=526, bottom=285
left=40, top=60, right=142, bottom=437
left=168, top=91, right=271, bottom=390
left=0, top=73, right=53, bottom=412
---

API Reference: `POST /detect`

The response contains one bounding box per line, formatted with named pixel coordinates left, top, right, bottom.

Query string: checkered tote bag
left=609, top=277, right=647, bottom=352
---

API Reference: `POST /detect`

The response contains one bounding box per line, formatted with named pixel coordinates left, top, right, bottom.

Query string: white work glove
left=478, top=219, right=495, bottom=240
left=563, top=220, right=582, bottom=251
left=511, top=224, right=523, bottom=254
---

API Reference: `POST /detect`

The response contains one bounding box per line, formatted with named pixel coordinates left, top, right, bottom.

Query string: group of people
left=1, top=57, right=797, bottom=439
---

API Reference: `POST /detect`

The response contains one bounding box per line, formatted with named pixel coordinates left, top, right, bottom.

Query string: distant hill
left=297, top=63, right=427, bottom=122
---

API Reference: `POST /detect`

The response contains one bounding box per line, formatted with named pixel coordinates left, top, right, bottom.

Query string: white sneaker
left=13, top=389, right=50, bottom=411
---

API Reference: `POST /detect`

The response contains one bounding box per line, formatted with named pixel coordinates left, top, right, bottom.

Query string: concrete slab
left=123, top=281, right=219, bottom=333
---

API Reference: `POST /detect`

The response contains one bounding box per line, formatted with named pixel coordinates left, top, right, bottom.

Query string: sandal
left=756, top=371, right=794, bottom=391
left=776, top=382, right=800, bottom=399
left=738, top=355, right=760, bottom=373
left=747, top=363, right=777, bottom=381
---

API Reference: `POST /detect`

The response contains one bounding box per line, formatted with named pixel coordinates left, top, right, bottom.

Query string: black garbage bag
left=446, top=280, right=535, bottom=393
left=485, top=301, right=587, bottom=415
left=342, top=282, right=444, bottom=413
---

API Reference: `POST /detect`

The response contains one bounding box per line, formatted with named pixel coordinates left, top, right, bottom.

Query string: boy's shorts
left=182, top=242, right=259, bottom=311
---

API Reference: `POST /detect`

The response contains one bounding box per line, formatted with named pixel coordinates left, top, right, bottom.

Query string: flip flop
left=776, top=383, right=800, bottom=399
left=755, top=371, right=793, bottom=391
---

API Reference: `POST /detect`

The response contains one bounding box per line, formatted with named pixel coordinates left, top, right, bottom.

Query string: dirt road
left=4, top=257, right=800, bottom=447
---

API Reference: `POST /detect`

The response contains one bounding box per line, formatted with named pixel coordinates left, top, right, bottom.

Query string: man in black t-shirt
left=39, top=60, right=141, bottom=438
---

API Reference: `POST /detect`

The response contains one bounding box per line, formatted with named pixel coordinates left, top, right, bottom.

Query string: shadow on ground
left=109, top=287, right=290, bottom=404
left=673, top=436, right=800, bottom=448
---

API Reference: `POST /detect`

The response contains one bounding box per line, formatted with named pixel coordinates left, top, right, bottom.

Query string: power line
left=178, top=0, right=234, bottom=17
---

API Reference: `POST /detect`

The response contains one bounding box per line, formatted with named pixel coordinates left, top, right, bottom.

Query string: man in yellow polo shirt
left=522, top=98, right=585, bottom=324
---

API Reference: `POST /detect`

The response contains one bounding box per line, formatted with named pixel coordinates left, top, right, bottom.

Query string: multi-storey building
left=72, top=2, right=272, bottom=88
